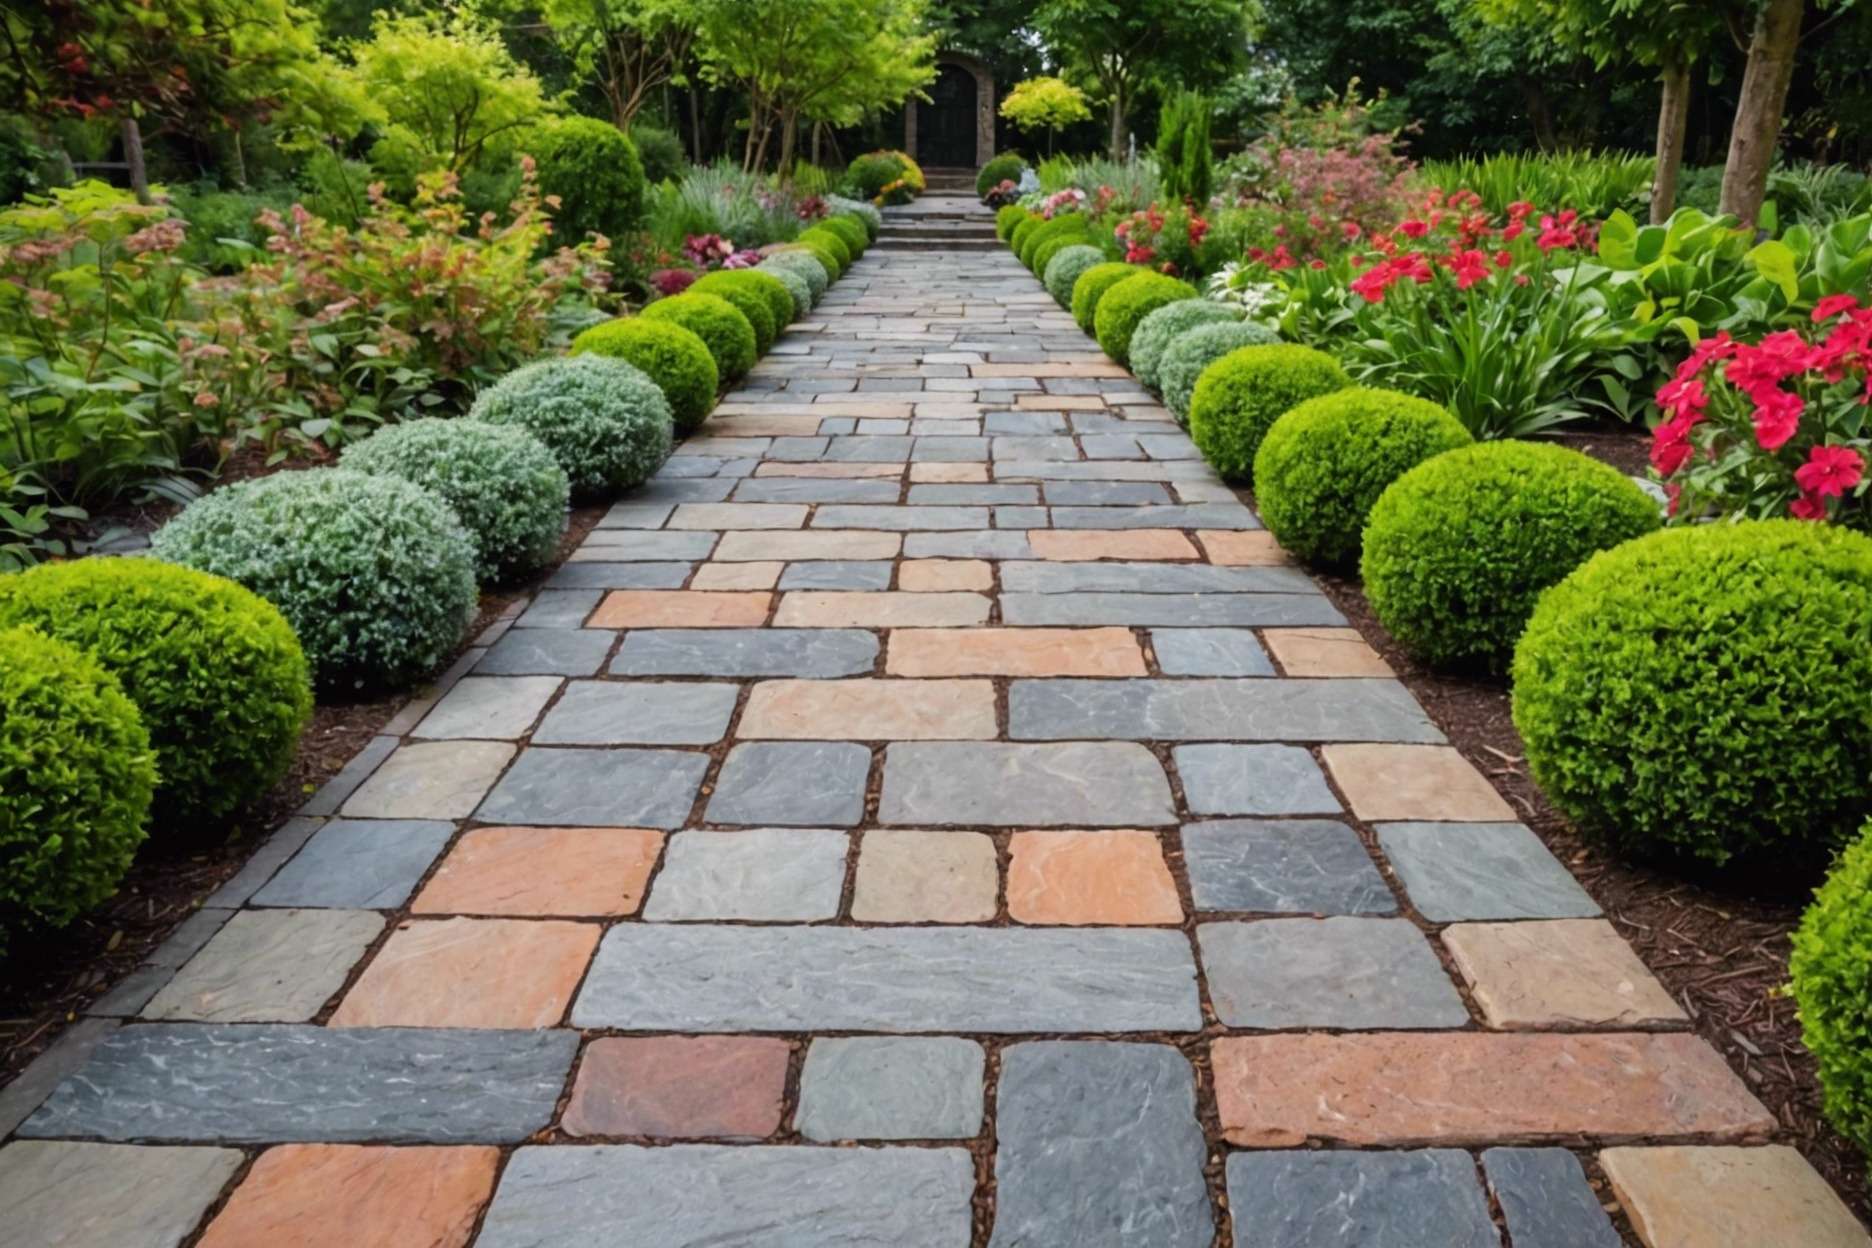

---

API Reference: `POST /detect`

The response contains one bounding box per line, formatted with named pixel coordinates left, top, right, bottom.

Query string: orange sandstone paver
left=899, top=559, right=992, bottom=592
left=562, top=1036, right=790, bottom=1140
left=196, top=1145, right=499, bottom=1248
left=1441, top=919, right=1686, bottom=1029
left=1261, top=627, right=1394, bottom=677
left=773, top=590, right=990, bottom=628
left=329, top=917, right=598, bottom=1029
left=851, top=829, right=999, bottom=923
left=1027, top=529, right=1200, bottom=561
left=412, top=827, right=664, bottom=917
left=1320, top=743, right=1518, bottom=822
left=887, top=627, right=1146, bottom=677
left=739, top=678, right=997, bottom=740
left=1197, top=530, right=1288, bottom=566
left=588, top=590, right=772, bottom=629
left=1600, top=1145, right=1872, bottom=1248
left=1006, top=830, right=1183, bottom=926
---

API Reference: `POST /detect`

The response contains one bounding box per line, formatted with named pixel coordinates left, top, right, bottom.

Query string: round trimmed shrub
left=151, top=469, right=479, bottom=692
left=1187, top=343, right=1348, bottom=480
left=1009, top=214, right=1045, bottom=258
left=1070, top=262, right=1140, bottom=333
left=1362, top=441, right=1658, bottom=668
left=1043, top=244, right=1105, bottom=308
left=761, top=250, right=829, bottom=304
left=345, top=418, right=570, bottom=581
left=628, top=123, right=685, bottom=185
left=1131, top=300, right=1242, bottom=395
left=531, top=116, right=646, bottom=243
left=0, top=627, right=154, bottom=956
left=1792, top=819, right=1872, bottom=1154
left=1019, top=216, right=1089, bottom=271
left=677, top=275, right=773, bottom=354
left=0, top=560, right=311, bottom=828
left=641, top=292, right=758, bottom=381
left=1511, top=520, right=1872, bottom=866
left=1160, top=321, right=1285, bottom=423
left=572, top=316, right=719, bottom=434
left=1094, top=272, right=1198, bottom=366
left=797, top=226, right=853, bottom=272
left=824, top=196, right=882, bottom=240
left=694, top=269, right=794, bottom=334
left=469, top=354, right=674, bottom=497
left=1253, top=388, right=1473, bottom=568
left=997, top=204, right=1034, bottom=242
left=817, top=214, right=869, bottom=259
left=756, top=260, right=813, bottom=319
left=978, top=154, right=1025, bottom=199
left=789, top=236, right=845, bottom=281
left=1031, top=233, right=1093, bottom=284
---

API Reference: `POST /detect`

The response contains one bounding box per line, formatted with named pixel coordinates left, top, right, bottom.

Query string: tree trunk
left=1519, top=78, right=1558, bottom=152
left=121, top=117, right=150, bottom=204
left=229, top=128, right=248, bottom=189
left=777, top=111, right=797, bottom=173
left=1651, top=56, right=1692, bottom=224
left=1107, top=88, right=1125, bottom=162
left=1719, top=0, right=1805, bottom=226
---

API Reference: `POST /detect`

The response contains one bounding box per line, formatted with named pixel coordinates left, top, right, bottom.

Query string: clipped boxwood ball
left=531, top=116, right=646, bottom=243
left=1362, top=441, right=1657, bottom=668
left=817, top=214, right=869, bottom=258
left=1161, top=321, right=1286, bottom=424
left=1792, top=819, right=1872, bottom=1154
left=677, top=275, right=773, bottom=354
left=756, top=260, right=813, bottom=319
left=1031, top=234, right=1093, bottom=285
left=997, top=205, right=1034, bottom=242
left=1094, top=272, right=1198, bottom=366
left=641, top=292, right=758, bottom=381
left=1130, top=300, right=1241, bottom=395
left=761, top=250, right=828, bottom=304
left=1019, top=216, right=1089, bottom=272
left=978, top=154, right=1025, bottom=199
left=345, top=418, right=570, bottom=581
left=695, top=269, right=794, bottom=333
left=789, top=237, right=845, bottom=281
left=824, top=196, right=882, bottom=240
left=1010, top=214, right=1046, bottom=258
left=797, top=226, right=852, bottom=273
left=468, top=354, right=673, bottom=497
left=1253, top=388, right=1473, bottom=568
left=573, top=316, right=719, bottom=434
left=152, top=469, right=479, bottom=693
left=1044, top=244, right=1106, bottom=309
left=1511, top=520, right=1872, bottom=866
left=1070, top=263, right=1140, bottom=333
left=0, top=626, right=155, bottom=955
left=0, top=559, right=311, bottom=829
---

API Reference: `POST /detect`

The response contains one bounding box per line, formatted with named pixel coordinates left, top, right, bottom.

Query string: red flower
left=1789, top=492, right=1829, bottom=521
left=1794, top=445, right=1866, bottom=498
left=1674, top=331, right=1738, bottom=382
left=1500, top=221, right=1525, bottom=243
left=1447, top=248, right=1490, bottom=289
left=1656, top=376, right=1708, bottom=421
left=1813, top=294, right=1861, bottom=324
left=1493, top=250, right=1512, bottom=269
left=1309, top=258, right=1327, bottom=270
left=1341, top=221, right=1362, bottom=241
left=1399, top=218, right=1430, bottom=239
left=1507, top=201, right=1536, bottom=221
left=1650, top=422, right=1694, bottom=476
left=1750, top=388, right=1805, bottom=451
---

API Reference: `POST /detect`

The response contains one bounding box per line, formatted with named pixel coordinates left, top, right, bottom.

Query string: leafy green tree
left=537, top=0, right=701, bottom=129
left=999, top=76, right=1091, bottom=155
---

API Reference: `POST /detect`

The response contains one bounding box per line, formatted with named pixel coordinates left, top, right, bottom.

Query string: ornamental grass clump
left=1130, top=300, right=1242, bottom=395
left=1161, top=322, right=1287, bottom=425
left=468, top=354, right=673, bottom=496
left=573, top=316, right=719, bottom=433
left=1093, top=272, right=1198, bottom=366
left=1070, top=262, right=1140, bottom=334
left=1511, top=520, right=1872, bottom=866
left=1791, top=819, right=1872, bottom=1156
left=1043, top=245, right=1105, bottom=309
left=1187, top=344, right=1348, bottom=479
left=640, top=292, right=758, bottom=382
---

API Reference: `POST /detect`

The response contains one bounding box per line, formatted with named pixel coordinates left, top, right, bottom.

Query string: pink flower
left=1399, top=218, right=1429, bottom=239
left=1446, top=248, right=1490, bottom=289
left=1750, top=389, right=1805, bottom=451
left=1789, top=492, right=1828, bottom=520
left=1794, top=445, right=1866, bottom=497
left=1650, top=420, right=1694, bottom=476
left=1655, top=376, right=1709, bottom=422
left=1813, top=294, right=1861, bottom=324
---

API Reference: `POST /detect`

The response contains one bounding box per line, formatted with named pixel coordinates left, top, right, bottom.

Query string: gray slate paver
left=543, top=561, right=692, bottom=589
left=1174, top=744, right=1342, bottom=816
left=796, top=1037, right=985, bottom=1141
left=0, top=1021, right=118, bottom=1137
left=1226, top=1150, right=1497, bottom=1248
left=1151, top=628, right=1275, bottom=676
left=573, top=531, right=717, bottom=560
left=532, top=680, right=738, bottom=745
left=1377, top=822, right=1601, bottom=921
left=1198, top=917, right=1468, bottom=1029
left=1001, top=592, right=1345, bottom=627
left=1049, top=504, right=1258, bottom=529
left=707, top=741, right=871, bottom=826
left=902, top=531, right=1035, bottom=559
left=734, top=478, right=901, bottom=503
left=1483, top=1147, right=1622, bottom=1248
left=141, top=909, right=382, bottom=1022
left=1042, top=480, right=1171, bottom=505
left=341, top=740, right=514, bottom=819
left=644, top=828, right=850, bottom=921
left=412, top=676, right=560, bottom=739
left=1182, top=820, right=1395, bottom=914
left=250, top=819, right=454, bottom=909
left=476, top=747, right=708, bottom=828
left=514, top=588, right=600, bottom=629
left=814, top=504, right=987, bottom=530
left=906, top=483, right=1038, bottom=504
left=0, top=1141, right=243, bottom=1248
left=880, top=742, right=1176, bottom=826
left=610, top=628, right=878, bottom=677
left=475, top=628, right=615, bottom=676
left=909, top=436, right=991, bottom=461
left=1009, top=679, right=1444, bottom=743
left=1001, top=561, right=1316, bottom=595
left=778, top=560, right=894, bottom=590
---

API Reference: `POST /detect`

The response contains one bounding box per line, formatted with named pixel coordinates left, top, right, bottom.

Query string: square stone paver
left=1001, top=591, right=1345, bottom=628
left=1151, top=628, right=1275, bottom=676
left=1225, top=1150, right=1496, bottom=1248
left=1600, top=1145, right=1872, bottom=1248
left=475, top=748, right=707, bottom=828
left=1262, top=627, right=1394, bottom=677
left=0, top=1140, right=243, bottom=1248
left=797, top=1037, right=985, bottom=1142
left=774, top=590, right=991, bottom=628
left=739, top=678, right=996, bottom=739
left=197, top=1145, right=500, bottom=1248
left=1482, top=1147, right=1622, bottom=1248
left=1444, top=919, right=1685, bottom=1028
left=330, top=917, right=598, bottom=1028
left=1173, top=744, right=1342, bottom=816
left=880, top=742, right=1176, bottom=827
left=1377, top=822, right=1600, bottom=921
left=1006, top=830, right=1183, bottom=925
left=561, top=1036, right=790, bottom=1139
left=1182, top=820, right=1395, bottom=915
left=610, top=628, right=878, bottom=677
left=1027, top=529, right=1201, bottom=561
left=899, top=559, right=992, bottom=591
left=412, top=826, right=664, bottom=917
left=706, top=741, right=871, bottom=826
left=1320, top=744, right=1515, bottom=821
left=412, top=677, right=561, bottom=740
left=531, top=681, right=738, bottom=745
left=1197, top=530, right=1286, bottom=565
left=250, top=819, right=455, bottom=910
left=342, top=741, right=515, bottom=820
left=1198, top=917, right=1468, bottom=1029
left=644, top=828, right=849, bottom=922
left=851, top=829, right=998, bottom=923
left=886, top=627, right=1146, bottom=677
left=587, top=590, right=772, bottom=628
left=143, top=909, right=382, bottom=1022
left=475, top=629, right=614, bottom=676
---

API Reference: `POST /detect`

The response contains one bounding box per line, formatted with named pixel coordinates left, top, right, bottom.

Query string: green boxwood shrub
left=469, top=354, right=674, bottom=497
left=694, top=269, right=794, bottom=334
left=1511, top=520, right=1872, bottom=865
left=1070, top=262, right=1140, bottom=333
left=1160, top=321, right=1285, bottom=423
left=1791, top=819, right=1872, bottom=1155
left=1093, top=272, right=1198, bottom=366
left=573, top=316, right=719, bottom=434
left=1362, top=441, right=1657, bottom=668
left=845, top=150, right=912, bottom=200
left=0, top=626, right=155, bottom=956
left=1009, top=214, right=1045, bottom=258
left=1043, top=244, right=1106, bottom=309
left=679, top=274, right=774, bottom=354
left=824, top=196, right=882, bottom=240
left=1130, top=300, right=1242, bottom=395
left=0, top=560, right=311, bottom=828
left=1187, top=343, right=1348, bottom=480
left=641, top=291, right=758, bottom=381
left=1253, top=388, right=1474, bottom=568
left=997, top=204, right=1034, bottom=241
left=1031, top=234, right=1091, bottom=284
left=756, top=260, right=813, bottom=319
left=789, top=236, right=845, bottom=281
left=978, top=154, right=1025, bottom=199
left=817, top=214, right=869, bottom=259
left=345, top=418, right=569, bottom=581
left=151, top=469, right=479, bottom=692
left=1019, top=216, right=1089, bottom=271
left=628, top=123, right=685, bottom=185
left=797, top=225, right=853, bottom=272
left=531, top=116, right=646, bottom=243
left=761, top=250, right=829, bottom=304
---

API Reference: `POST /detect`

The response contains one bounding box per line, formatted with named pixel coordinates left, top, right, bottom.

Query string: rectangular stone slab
left=1000, top=593, right=1346, bottom=628
left=999, top=561, right=1318, bottom=595
left=477, top=1145, right=975, bottom=1248
left=19, top=1024, right=577, bottom=1144
left=609, top=628, right=878, bottom=677
left=879, top=741, right=1176, bottom=826
left=1009, top=679, right=1445, bottom=743
left=573, top=924, right=1203, bottom=1032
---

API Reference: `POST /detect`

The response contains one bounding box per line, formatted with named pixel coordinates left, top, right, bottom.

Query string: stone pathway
left=4, top=196, right=1869, bottom=1248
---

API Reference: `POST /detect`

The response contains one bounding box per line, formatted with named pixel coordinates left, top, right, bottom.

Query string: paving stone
left=331, top=917, right=597, bottom=1029
left=610, top=627, right=878, bottom=677
left=573, top=924, right=1202, bottom=1032
left=412, top=676, right=560, bottom=739
left=1225, top=1149, right=1496, bottom=1248
left=1321, top=744, right=1516, bottom=821
left=0, top=1140, right=243, bottom=1248
left=990, top=1042, right=1212, bottom=1248
left=909, top=436, right=991, bottom=461
left=986, top=411, right=1068, bottom=434
left=197, top=1145, right=498, bottom=1248
left=1001, top=592, right=1346, bottom=627
left=147, top=906, right=237, bottom=968
left=774, top=590, right=991, bottom=628
left=475, top=629, right=614, bottom=676
left=19, top=1024, right=577, bottom=1143
left=562, top=1036, right=790, bottom=1139
left=757, top=461, right=906, bottom=479
left=1197, top=917, right=1468, bottom=1029
left=1051, top=503, right=1258, bottom=530
left=1042, top=480, right=1171, bottom=505
left=887, top=626, right=1145, bottom=677
left=543, top=561, right=692, bottom=589
left=777, top=559, right=894, bottom=590
left=1001, top=560, right=1317, bottom=594
left=992, top=504, right=1051, bottom=528
left=1006, top=829, right=1182, bottom=925
left=477, top=1145, right=975, bottom=1248
left=764, top=435, right=831, bottom=460
left=1026, top=528, right=1201, bottom=561
left=797, top=1037, right=984, bottom=1141
left=898, top=558, right=992, bottom=591
left=991, top=436, right=1079, bottom=462
left=644, top=828, right=849, bottom=921
left=532, top=680, right=738, bottom=745
left=0, top=1019, right=118, bottom=1133
left=713, top=529, right=901, bottom=561
left=1443, top=919, right=1685, bottom=1027
left=739, top=677, right=994, bottom=739
left=342, top=741, right=514, bottom=819
left=1009, top=678, right=1442, bottom=742
left=1182, top=820, right=1395, bottom=915
left=813, top=503, right=987, bottom=530
left=880, top=742, right=1176, bottom=827
left=823, top=435, right=916, bottom=462
left=143, top=909, right=381, bottom=1023
left=514, top=588, right=600, bottom=629
left=707, top=740, right=868, bottom=826
left=1601, top=1145, right=1872, bottom=1248
left=587, top=589, right=772, bottom=628
left=906, top=483, right=1038, bottom=504
left=576, top=530, right=718, bottom=560
left=1377, top=822, right=1600, bottom=921
left=1261, top=626, right=1394, bottom=677
left=476, top=747, right=707, bottom=828
left=1151, top=628, right=1275, bottom=676
left=669, top=502, right=808, bottom=530
left=910, top=461, right=988, bottom=483
left=1174, top=743, right=1341, bottom=816
left=690, top=559, right=783, bottom=589
left=413, top=826, right=664, bottom=916
left=1209, top=1032, right=1774, bottom=1147
left=851, top=829, right=999, bottom=923
left=1482, top=1147, right=1622, bottom=1248
left=1197, top=530, right=1288, bottom=565
left=735, top=477, right=901, bottom=503
left=903, top=530, right=1035, bottom=559
left=251, top=819, right=455, bottom=909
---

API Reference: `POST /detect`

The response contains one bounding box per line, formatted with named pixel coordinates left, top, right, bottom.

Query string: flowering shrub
left=1114, top=203, right=1215, bottom=276
left=683, top=232, right=736, bottom=267
left=651, top=267, right=699, bottom=295
left=984, top=179, right=1022, bottom=208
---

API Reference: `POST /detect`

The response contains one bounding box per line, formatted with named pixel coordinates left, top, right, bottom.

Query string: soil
left=1549, top=423, right=1651, bottom=477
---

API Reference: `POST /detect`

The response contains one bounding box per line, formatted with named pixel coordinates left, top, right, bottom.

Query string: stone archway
left=904, top=52, right=996, bottom=169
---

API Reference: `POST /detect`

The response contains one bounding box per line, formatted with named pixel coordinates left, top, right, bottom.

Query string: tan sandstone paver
left=412, top=827, right=664, bottom=917
left=588, top=590, right=772, bottom=629
left=850, top=829, right=999, bottom=923
left=887, top=627, right=1146, bottom=677
left=197, top=1145, right=499, bottom=1248
left=739, top=678, right=996, bottom=740
left=773, top=590, right=990, bottom=628
left=899, top=559, right=992, bottom=592
left=1197, top=530, right=1289, bottom=566
left=330, top=917, right=598, bottom=1029
left=341, top=741, right=514, bottom=820
left=1006, top=830, right=1183, bottom=926
left=1600, top=1145, right=1872, bottom=1248
left=1261, top=627, right=1395, bottom=677
left=1028, top=529, right=1200, bottom=561
left=562, top=1036, right=791, bottom=1139
left=691, top=561, right=783, bottom=590
left=1442, top=919, right=1686, bottom=1028
left=670, top=503, right=807, bottom=530
left=910, top=462, right=989, bottom=483
left=1321, top=743, right=1518, bottom=822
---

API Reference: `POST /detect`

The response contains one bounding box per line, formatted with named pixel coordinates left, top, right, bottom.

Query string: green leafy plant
left=1043, top=245, right=1107, bottom=309
left=997, top=205, right=1034, bottom=241
left=1094, top=272, right=1198, bottom=365
left=815, top=214, right=870, bottom=261
left=1790, top=818, right=1872, bottom=1156
left=1070, top=262, right=1141, bottom=333
left=761, top=249, right=830, bottom=302
left=999, top=78, right=1091, bottom=158
left=573, top=316, right=720, bottom=433
left=469, top=354, right=674, bottom=497
left=1155, top=90, right=1213, bottom=205
left=1019, top=215, right=1092, bottom=272
left=1159, top=320, right=1284, bottom=422
left=641, top=291, right=759, bottom=380
left=531, top=116, right=648, bottom=244
left=978, top=154, right=1027, bottom=201
left=1418, top=150, right=1656, bottom=218
left=681, top=272, right=774, bottom=353
left=1188, top=343, right=1348, bottom=480
left=825, top=197, right=883, bottom=241
left=1130, top=300, right=1241, bottom=394
left=756, top=260, right=814, bottom=318
left=630, top=124, right=688, bottom=185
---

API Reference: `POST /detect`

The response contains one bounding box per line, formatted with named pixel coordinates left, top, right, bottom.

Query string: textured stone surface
left=645, top=828, right=849, bottom=921
left=1211, top=1032, right=1774, bottom=1147
left=1197, top=530, right=1287, bottom=565
left=1174, top=744, right=1341, bottom=815
left=610, top=627, right=878, bottom=677
left=899, top=558, right=992, bottom=592
left=1009, top=679, right=1442, bottom=743
left=20, top=1024, right=577, bottom=1143
left=477, top=1145, right=975, bottom=1248
left=1482, top=1147, right=1621, bottom=1248
left=887, top=626, right=1145, bottom=677
left=774, top=590, right=991, bottom=627
left=1150, top=628, right=1275, bottom=676
left=1182, top=820, right=1394, bottom=915
left=476, top=747, right=707, bottom=828
left=815, top=504, right=986, bottom=530
left=1198, top=918, right=1467, bottom=1029
left=475, top=629, right=614, bottom=676
left=144, top=909, right=382, bottom=1022
left=880, top=742, right=1176, bottom=826
left=713, top=529, right=901, bottom=561
left=691, top=560, right=782, bottom=589
left=330, top=917, right=597, bottom=1028
left=796, top=1037, right=985, bottom=1142
left=740, top=677, right=997, bottom=740
left=777, top=559, right=894, bottom=590
left=573, top=924, right=1202, bottom=1032
left=1225, top=1150, right=1496, bottom=1248
left=1002, top=561, right=1314, bottom=594
left=851, top=829, right=998, bottom=922
left=196, top=1144, right=499, bottom=1248
left=251, top=819, right=454, bottom=910
left=412, top=677, right=560, bottom=739
left=735, top=477, right=901, bottom=503
left=0, top=1020, right=117, bottom=1134
left=1377, top=822, right=1600, bottom=921
left=0, top=1140, right=243, bottom=1248
left=669, top=502, right=807, bottom=529
left=707, top=741, right=871, bottom=826
left=543, top=561, right=691, bottom=589
left=1262, top=627, right=1394, bottom=677
left=1601, top=1145, right=1872, bottom=1248
left=342, top=742, right=514, bottom=819
left=1445, top=920, right=1685, bottom=1028
left=413, top=826, right=663, bottom=916
left=573, top=530, right=715, bottom=559
left=1001, top=591, right=1345, bottom=627
left=532, top=680, right=739, bottom=745
left=562, top=1036, right=790, bottom=1139
left=1320, top=744, right=1516, bottom=821
left=1006, top=830, right=1182, bottom=925
left=587, top=590, right=772, bottom=628
left=905, top=530, right=1035, bottom=559
left=1027, top=529, right=1200, bottom=561
left=990, top=1042, right=1213, bottom=1248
